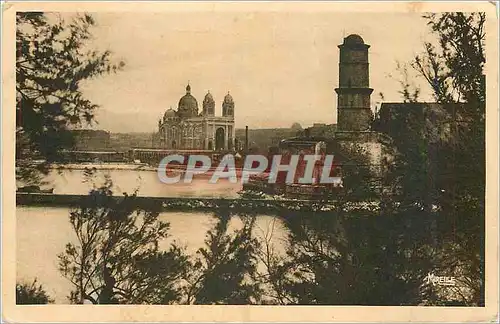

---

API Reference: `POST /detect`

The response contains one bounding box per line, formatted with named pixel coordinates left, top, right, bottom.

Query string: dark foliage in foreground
left=58, top=172, right=261, bottom=304
left=16, top=12, right=123, bottom=183
left=16, top=279, right=54, bottom=304
left=182, top=209, right=262, bottom=304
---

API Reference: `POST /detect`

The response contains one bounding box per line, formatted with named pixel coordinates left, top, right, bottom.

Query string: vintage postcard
left=2, top=1, right=499, bottom=322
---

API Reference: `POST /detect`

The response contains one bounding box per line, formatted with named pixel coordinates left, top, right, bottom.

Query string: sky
left=77, top=11, right=436, bottom=132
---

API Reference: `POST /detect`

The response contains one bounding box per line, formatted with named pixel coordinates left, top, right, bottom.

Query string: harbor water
left=16, top=167, right=288, bottom=303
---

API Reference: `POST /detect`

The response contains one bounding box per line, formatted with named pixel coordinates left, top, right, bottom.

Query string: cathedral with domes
left=153, top=84, right=235, bottom=150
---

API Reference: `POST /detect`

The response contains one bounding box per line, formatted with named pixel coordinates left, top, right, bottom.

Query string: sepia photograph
left=2, top=1, right=499, bottom=322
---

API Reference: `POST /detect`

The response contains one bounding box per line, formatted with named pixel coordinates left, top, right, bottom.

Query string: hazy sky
left=78, top=11, right=436, bottom=132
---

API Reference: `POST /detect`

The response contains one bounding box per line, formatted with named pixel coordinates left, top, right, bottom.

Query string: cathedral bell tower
left=335, top=34, right=373, bottom=131
left=222, top=92, right=235, bottom=117
left=203, top=91, right=215, bottom=116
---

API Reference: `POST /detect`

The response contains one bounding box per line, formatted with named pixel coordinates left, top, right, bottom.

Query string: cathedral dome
left=178, top=84, right=198, bottom=118
left=344, top=34, right=364, bottom=45
left=178, top=94, right=198, bottom=110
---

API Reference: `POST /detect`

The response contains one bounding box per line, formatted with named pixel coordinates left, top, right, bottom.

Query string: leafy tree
left=373, top=12, right=485, bottom=306
left=395, top=62, right=421, bottom=103
left=258, top=143, right=426, bottom=305
left=409, top=12, right=485, bottom=305
left=58, top=176, right=189, bottom=304
left=58, top=171, right=263, bottom=305
left=413, top=13, right=485, bottom=106
left=258, top=122, right=474, bottom=306
left=16, top=279, right=54, bottom=304
left=183, top=209, right=262, bottom=304
left=16, top=12, right=123, bottom=182
left=266, top=211, right=433, bottom=305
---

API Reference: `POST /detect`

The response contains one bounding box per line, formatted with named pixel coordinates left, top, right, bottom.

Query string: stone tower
left=335, top=34, right=373, bottom=131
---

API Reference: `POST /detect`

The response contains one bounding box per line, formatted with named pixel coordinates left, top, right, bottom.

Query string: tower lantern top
left=339, top=34, right=370, bottom=49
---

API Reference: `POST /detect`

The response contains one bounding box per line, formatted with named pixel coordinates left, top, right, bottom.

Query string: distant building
left=234, top=127, right=301, bottom=153
left=153, top=84, right=235, bottom=150
left=72, top=130, right=111, bottom=151
left=375, top=102, right=462, bottom=144
left=109, top=132, right=155, bottom=150
left=302, top=123, right=337, bottom=138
